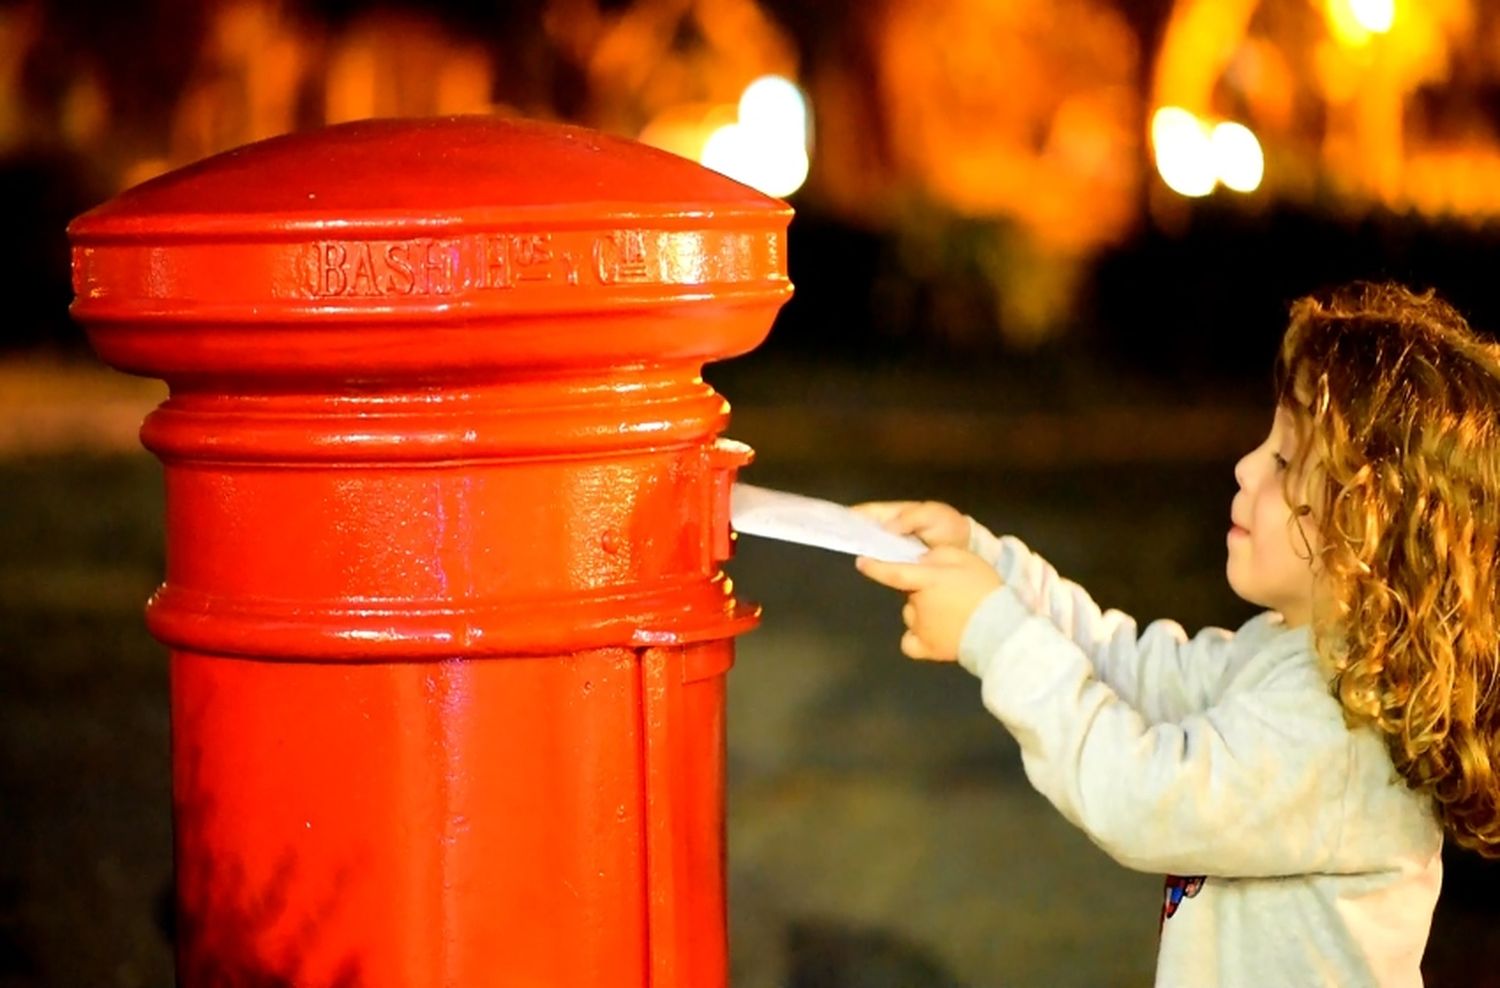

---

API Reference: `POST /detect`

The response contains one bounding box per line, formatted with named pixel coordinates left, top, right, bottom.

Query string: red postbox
left=68, top=116, right=791, bottom=987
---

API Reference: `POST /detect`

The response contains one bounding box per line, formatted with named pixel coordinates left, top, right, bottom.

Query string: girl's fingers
left=897, top=502, right=963, bottom=543
left=852, top=500, right=940, bottom=538
left=893, top=502, right=939, bottom=532
left=855, top=556, right=935, bottom=591
left=902, top=602, right=916, bottom=628
left=900, top=630, right=932, bottom=660
left=849, top=501, right=913, bottom=524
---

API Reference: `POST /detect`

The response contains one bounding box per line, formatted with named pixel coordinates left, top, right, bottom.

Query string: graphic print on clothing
left=1161, top=874, right=1205, bottom=927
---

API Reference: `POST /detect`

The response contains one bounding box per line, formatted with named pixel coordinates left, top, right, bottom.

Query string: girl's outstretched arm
left=968, top=522, right=1236, bottom=722
left=959, top=595, right=1352, bottom=878
left=854, top=501, right=1238, bottom=720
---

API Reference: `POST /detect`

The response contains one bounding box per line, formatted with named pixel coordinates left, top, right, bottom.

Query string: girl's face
left=1227, top=405, right=1321, bottom=626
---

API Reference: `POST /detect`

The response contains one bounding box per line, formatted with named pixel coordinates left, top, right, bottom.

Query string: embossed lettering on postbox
left=303, top=229, right=775, bottom=299
left=593, top=230, right=650, bottom=285
left=313, top=239, right=457, bottom=297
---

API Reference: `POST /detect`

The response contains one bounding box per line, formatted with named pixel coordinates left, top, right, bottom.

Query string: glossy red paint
left=69, top=116, right=791, bottom=987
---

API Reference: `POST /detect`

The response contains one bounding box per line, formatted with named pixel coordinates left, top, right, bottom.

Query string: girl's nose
left=1233, top=451, right=1252, bottom=488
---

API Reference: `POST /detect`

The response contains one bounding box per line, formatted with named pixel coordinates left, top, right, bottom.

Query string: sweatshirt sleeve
left=957, top=590, right=1348, bottom=878
left=967, top=520, right=1234, bottom=721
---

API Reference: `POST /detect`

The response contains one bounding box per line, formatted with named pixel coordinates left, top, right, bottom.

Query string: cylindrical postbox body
left=68, top=117, right=791, bottom=987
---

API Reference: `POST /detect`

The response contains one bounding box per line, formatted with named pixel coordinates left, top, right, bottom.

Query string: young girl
left=855, top=282, right=1500, bottom=987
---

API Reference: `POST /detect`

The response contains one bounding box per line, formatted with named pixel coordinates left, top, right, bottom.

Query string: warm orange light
left=738, top=75, right=809, bottom=147
left=701, top=122, right=809, bottom=198
left=637, top=103, right=736, bottom=163
left=1325, top=0, right=1393, bottom=47
left=1210, top=122, right=1264, bottom=193
left=688, top=75, right=811, bottom=198
left=1151, top=106, right=1216, bottom=197
left=1349, top=0, right=1396, bottom=33
left=1151, top=108, right=1263, bottom=197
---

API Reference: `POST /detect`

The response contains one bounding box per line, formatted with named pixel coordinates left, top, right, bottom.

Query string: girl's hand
left=855, top=547, right=1003, bottom=662
left=850, top=500, right=971, bottom=549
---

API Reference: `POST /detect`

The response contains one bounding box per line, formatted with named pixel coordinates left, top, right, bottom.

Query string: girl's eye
left=1273, top=453, right=1290, bottom=472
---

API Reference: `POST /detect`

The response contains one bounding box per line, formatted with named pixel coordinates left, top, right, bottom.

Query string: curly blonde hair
left=1276, top=281, right=1500, bottom=855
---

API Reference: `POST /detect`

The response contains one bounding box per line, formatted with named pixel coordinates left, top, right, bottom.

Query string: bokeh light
left=700, top=74, right=811, bottom=198
left=1349, top=0, right=1396, bottom=34
left=1210, top=122, right=1264, bottom=193
left=1151, top=108, right=1265, bottom=197
left=1325, top=0, right=1395, bottom=47
left=738, top=74, right=809, bottom=145
left=1151, top=106, right=1216, bottom=198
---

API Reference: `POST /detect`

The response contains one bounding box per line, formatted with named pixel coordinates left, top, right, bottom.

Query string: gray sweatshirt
left=960, top=525, right=1442, bottom=988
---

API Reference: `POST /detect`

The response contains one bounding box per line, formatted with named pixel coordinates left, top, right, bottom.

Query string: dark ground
left=3, top=352, right=1500, bottom=986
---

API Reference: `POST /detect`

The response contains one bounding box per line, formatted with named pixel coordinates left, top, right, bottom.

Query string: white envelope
left=729, top=483, right=928, bottom=563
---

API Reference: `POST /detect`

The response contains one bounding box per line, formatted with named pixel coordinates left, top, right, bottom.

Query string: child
left=855, top=282, right=1500, bottom=987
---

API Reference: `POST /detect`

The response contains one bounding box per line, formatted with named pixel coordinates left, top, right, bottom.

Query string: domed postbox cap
left=70, top=116, right=792, bottom=379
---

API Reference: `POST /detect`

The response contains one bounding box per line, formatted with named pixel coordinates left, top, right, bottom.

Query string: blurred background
left=6, top=0, right=1500, bottom=985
